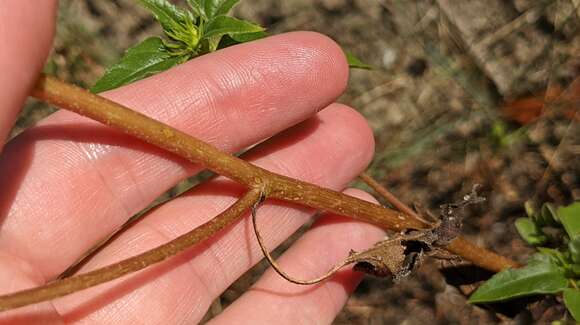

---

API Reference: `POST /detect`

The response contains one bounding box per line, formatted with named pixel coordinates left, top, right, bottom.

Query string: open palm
left=0, top=1, right=384, bottom=323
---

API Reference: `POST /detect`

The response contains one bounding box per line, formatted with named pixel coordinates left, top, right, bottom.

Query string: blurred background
left=12, top=0, right=579, bottom=323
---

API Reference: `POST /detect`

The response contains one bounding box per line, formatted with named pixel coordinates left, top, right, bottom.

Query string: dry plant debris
left=254, top=185, right=487, bottom=284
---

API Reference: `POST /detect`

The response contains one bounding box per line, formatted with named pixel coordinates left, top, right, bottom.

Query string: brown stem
left=446, top=237, right=518, bottom=271
left=359, top=172, right=430, bottom=224
left=0, top=74, right=517, bottom=312
left=32, top=74, right=420, bottom=232
left=0, top=189, right=262, bottom=312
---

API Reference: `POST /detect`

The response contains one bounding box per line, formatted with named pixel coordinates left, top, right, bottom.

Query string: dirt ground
left=13, top=0, right=580, bottom=324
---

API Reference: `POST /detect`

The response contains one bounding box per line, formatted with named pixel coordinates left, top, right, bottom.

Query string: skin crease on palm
left=0, top=1, right=387, bottom=324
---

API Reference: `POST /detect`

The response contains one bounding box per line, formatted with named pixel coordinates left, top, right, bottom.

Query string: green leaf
left=533, top=202, right=560, bottom=227
left=91, top=37, right=185, bottom=93
left=186, top=0, right=203, bottom=17
left=207, top=0, right=239, bottom=18
left=524, top=200, right=536, bottom=218
left=528, top=252, right=559, bottom=265
left=345, top=51, right=372, bottom=70
left=558, top=202, right=580, bottom=240
left=515, top=217, right=548, bottom=246
left=139, top=0, right=198, bottom=49
left=569, top=237, right=580, bottom=264
left=571, top=264, right=580, bottom=277
left=187, top=0, right=239, bottom=20
left=216, top=31, right=268, bottom=50
left=468, top=262, right=568, bottom=303
left=564, top=289, right=580, bottom=322
left=229, top=31, right=268, bottom=43
left=537, top=248, right=569, bottom=267
left=204, top=16, right=263, bottom=39
left=138, top=0, right=190, bottom=34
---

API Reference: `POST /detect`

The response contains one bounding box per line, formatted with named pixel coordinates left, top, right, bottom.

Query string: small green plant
left=469, top=201, right=580, bottom=322
left=489, top=120, right=527, bottom=149
left=91, top=0, right=368, bottom=93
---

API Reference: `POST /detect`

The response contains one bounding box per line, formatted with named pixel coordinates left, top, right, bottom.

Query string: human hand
left=0, top=1, right=384, bottom=323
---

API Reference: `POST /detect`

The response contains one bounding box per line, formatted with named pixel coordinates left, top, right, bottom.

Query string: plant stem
left=359, top=172, right=430, bottom=223
left=0, top=74, right=518, bottom=312
left=0, top=189, right=262, bottom=312
left=446, top=237, right=517, bottom=272
left=32, top=74, right=420, bottom=231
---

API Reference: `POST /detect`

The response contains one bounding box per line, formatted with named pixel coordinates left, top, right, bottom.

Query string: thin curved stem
left=251, top=201, right=351, bottom=285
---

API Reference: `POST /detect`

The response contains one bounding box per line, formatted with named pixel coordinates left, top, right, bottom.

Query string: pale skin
left=0, top=1, right=386, bottom=324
